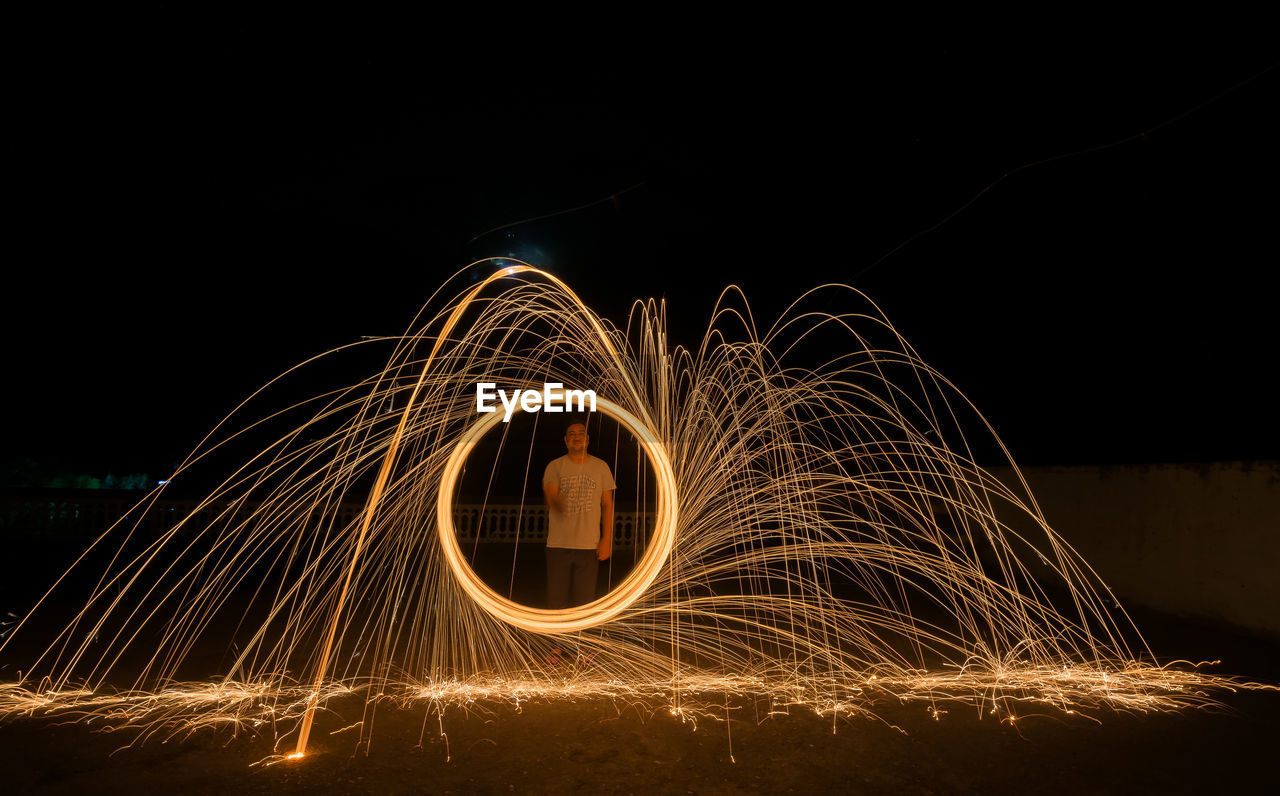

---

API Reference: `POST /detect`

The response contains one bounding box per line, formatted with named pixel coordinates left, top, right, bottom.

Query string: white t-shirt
left=543, top=454, right=616, bottom=549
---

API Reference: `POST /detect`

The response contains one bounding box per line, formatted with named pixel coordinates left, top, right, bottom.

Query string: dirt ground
left=2, top=539, right=1277, bottom=794
left=2, top=669, right=1278, bottom=795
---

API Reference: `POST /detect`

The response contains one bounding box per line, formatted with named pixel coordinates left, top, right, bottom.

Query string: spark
left=0, top=260, right=1272, bottom=759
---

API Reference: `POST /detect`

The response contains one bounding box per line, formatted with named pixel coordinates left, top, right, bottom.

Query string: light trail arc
left=2, top=258, right=1266, bottom=761
left=436, top=397, right=679, bottom=634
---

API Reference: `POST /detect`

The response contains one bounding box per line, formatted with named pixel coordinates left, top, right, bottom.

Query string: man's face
left=564, top=423, right=588, bottom=454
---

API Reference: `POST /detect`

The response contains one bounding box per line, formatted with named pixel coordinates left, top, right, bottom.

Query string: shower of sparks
left=0, top=261, right=1270, bottom=759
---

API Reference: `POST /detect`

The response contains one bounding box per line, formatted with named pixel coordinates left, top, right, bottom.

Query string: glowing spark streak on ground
left=0, top=260, right=1272, bottom=760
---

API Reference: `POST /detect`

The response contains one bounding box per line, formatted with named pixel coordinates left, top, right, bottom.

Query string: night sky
left=4, top=26, right=1277, bottom=486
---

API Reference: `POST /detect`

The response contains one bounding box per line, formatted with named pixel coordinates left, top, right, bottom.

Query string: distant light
left=158, top=480, right=171, bottom=485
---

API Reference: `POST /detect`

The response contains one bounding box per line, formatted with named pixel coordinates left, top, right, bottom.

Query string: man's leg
left=546, top=546, right=573, bottom=610
left=568, top=549, right=599, bottom=607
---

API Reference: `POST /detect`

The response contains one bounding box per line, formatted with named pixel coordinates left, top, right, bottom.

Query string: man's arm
left=543, top=480, right=564, bottom=514
left=596, top=489, right=614, bottom=561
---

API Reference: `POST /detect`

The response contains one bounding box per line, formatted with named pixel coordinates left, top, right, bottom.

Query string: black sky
left=4, top=25, right=1277, bottom=482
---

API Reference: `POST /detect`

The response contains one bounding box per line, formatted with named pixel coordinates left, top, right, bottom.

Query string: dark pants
left=545, top=547, right=599, bottom=609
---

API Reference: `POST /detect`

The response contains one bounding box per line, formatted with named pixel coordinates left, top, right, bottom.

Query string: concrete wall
left=991, top=462, right=1280, bottom=638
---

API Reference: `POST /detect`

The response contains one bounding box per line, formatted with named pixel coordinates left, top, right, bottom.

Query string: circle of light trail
left=0, top=260, right=1270, bottom=764
left=436, top=396, right=679, bottom=634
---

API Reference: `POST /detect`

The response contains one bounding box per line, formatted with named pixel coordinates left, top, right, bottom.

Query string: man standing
left=542, top=420, right=616, bottom=609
